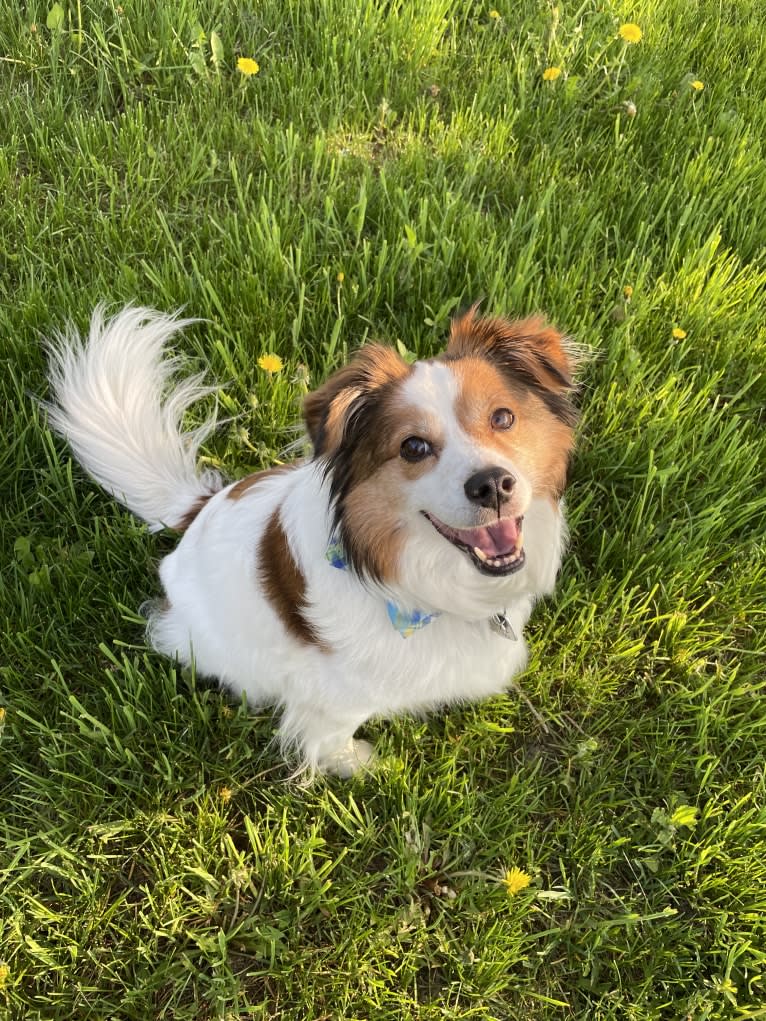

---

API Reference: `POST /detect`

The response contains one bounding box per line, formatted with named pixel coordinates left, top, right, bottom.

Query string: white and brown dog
left=45, top=306, right=578, bottom=776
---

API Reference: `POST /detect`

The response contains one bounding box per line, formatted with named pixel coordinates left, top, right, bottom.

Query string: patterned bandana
left=325, top=535, right=516, bottom=641
left=326, top=535, right=441, bottom=638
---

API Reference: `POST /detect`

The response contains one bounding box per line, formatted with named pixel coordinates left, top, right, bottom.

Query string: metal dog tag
left=489, top=612, right=517, bottom=641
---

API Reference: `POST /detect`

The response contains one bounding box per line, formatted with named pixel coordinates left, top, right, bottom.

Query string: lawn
left=1, top=1, right=765, bottom=1018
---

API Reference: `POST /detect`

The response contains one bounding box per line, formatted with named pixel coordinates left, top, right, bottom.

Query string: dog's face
left=304, top=309, right=578, bottom=613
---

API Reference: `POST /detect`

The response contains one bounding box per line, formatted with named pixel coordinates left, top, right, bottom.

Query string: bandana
left=326, top=535, right=440, bottom=638
left=325, top=535, right=517, bottom=641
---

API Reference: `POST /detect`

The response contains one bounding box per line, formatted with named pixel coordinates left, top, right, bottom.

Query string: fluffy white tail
left=45, top=305, right=223, bottom=531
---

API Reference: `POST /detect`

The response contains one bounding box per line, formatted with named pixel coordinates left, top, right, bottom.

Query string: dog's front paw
left=321, top=738, right=376, bottom=778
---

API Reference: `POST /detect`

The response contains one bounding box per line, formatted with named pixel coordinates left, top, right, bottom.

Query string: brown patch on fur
left=174, top=495, right=212, bottom=532
left=325, top=386, right=445, bottom=579
left=340, top=464, right=408, bottom=583
left=303, top=344, right=412, bottom=456
left=445, top=308, right=578, bottom=426
left=449, top=356, right=575, bottom=499
left=305, top=350, right=429, bottom=580
left=226, top=465, right=292, bottom=501
left=258, top=509, right=330, bottom=652
left=321, top=387, right=361, bottom=455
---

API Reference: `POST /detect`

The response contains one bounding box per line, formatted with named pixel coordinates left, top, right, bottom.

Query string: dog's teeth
left=475, top=545, right=526, bottom=570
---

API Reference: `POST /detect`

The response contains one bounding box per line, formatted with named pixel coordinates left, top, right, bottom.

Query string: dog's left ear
left=448, top=305, right=578, bottom=386
left=303, top=344, right=411, bottom=456
left=446, top=307, right=579, bottom=422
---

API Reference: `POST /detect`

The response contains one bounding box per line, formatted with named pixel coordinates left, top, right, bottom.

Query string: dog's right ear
left=303, top=345, right=411, bottom=457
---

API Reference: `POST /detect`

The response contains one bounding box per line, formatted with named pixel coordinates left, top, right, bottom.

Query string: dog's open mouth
left=423, top=512, right=525, bottom=576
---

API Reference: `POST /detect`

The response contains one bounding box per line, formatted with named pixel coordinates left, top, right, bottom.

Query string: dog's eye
left=400, top=436, right=433, bottom=462
left=490, top=408, right=515, bottom=430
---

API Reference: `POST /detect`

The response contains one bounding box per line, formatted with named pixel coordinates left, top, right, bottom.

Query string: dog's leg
left=278, top=702, right=375, bottom=778
left=319, top=737, right=376, bottom=779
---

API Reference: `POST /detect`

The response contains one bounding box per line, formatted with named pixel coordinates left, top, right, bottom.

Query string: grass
left=1, top=0, right=765, bottom=1017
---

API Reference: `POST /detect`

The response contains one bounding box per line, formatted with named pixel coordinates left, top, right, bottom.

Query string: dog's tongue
left=458, top=517, right=520, bottom=556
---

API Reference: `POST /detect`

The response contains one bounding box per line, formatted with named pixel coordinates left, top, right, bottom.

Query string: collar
left=326, top=535, right=440, bottom=637
left=326, top=535, right=516, bottom=641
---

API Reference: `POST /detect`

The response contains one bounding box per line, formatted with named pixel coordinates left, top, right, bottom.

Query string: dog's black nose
left=464, top=466, right=515, bottom=510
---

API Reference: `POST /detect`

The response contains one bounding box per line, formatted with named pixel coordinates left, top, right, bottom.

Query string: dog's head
left=304, top=308, right=578, bottom=614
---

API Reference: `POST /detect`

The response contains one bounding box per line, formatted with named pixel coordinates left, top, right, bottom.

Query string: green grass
left=2, top=0, right=766, bottom=1017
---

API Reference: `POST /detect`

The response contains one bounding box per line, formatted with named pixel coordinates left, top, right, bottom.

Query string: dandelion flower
left=691, top=80, right=704, bottom=91
left=542, top=66, right=562, bottom=82
left=623, top=285, right=634, bottom=300
left=337, top=271, right=345, bottom=283
left=258, top=353, right=284, bottom=373
left=489, top=9, right=501, bottom=18
left=672, top=327, right=687, bottom=340
left=502, top=867, right=532, bottom=896
left=219, top=786, right=233, bottom=804
left=619, top=23, right=642, bottom=44
left=237, top=57, right=260, bottom=76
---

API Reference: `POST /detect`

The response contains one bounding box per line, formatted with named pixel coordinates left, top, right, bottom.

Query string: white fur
left=45, top=305, right=223, bottom=530
left=46, top=307, right=568, bottom=776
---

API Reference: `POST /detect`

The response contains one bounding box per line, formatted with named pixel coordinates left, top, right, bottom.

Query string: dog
left=45, top=305, right=578, bottom=776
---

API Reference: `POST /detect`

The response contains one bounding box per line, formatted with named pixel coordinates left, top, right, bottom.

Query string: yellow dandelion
left=502, top=867, right=532, bottom=896
left=258, top=353, right=284, bottom=373
left=542, top=66, right=562, bottom=82
left=691, top=80, right=704, bottom=91
left=337, top=271, right=345, bottom=283
left=0, top=964, right=9, bottom=989
left=237, top=57, right=260, bottom=77
left=623, top=285, right=634, bottom=299
left=672, top=327, right=687, bottom=340
left=219, top=786, right=233, bottom=804
left=618, top=23, right=642, bottom=44
left=489, top=9, right=501, bottom=18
